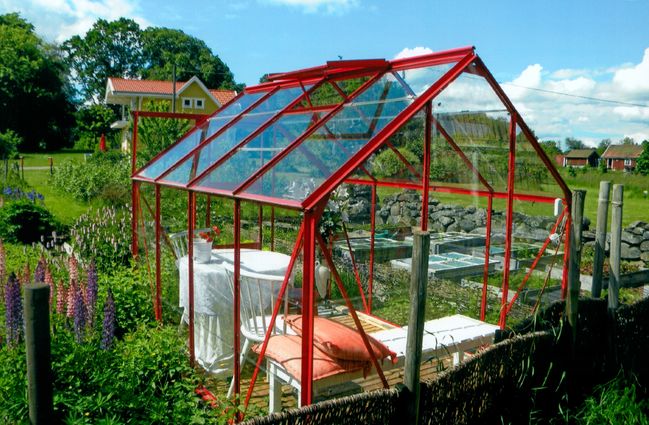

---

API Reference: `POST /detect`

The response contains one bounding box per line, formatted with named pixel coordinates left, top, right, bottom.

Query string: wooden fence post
left=592, top=181, right=610, bottom=298
left=24, top=283, right=53, bottom=423
left=404, top=230, right=430, bottom=425
left=48, top=156, right=53, bottom=175
left=608, top=185, right=623, bottom=311
left=567, top=190, right=585, bottom=344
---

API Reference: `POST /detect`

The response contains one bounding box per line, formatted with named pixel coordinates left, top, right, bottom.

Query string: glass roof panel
left=160, top=86, right=306, bottom=185
left=242, top=62, right=456, bottom=202
left=194, top=111, right=320, bottom=191
left=136, top=91, right=266, bottom=180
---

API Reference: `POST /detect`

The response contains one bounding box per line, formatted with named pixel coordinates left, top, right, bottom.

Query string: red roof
left=601, top=144, right=643, bottom=159
left=108, top=77, right=236, bottom=105
left=210, top=89, right=237, bottom=105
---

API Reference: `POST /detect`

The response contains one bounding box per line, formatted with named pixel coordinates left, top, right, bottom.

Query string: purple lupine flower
left=72, top=285, right=86, bottom=343
left=100, top=289, right=116, bottom=350
left=85, top=261, right=98, bottom=325
left=55, top=279, right=66, bottom=315
left=0, top=239, right=5, bottom=299
left=4, top=273, right=23, bottom=347
left=34, top=256, right=46, bottom=283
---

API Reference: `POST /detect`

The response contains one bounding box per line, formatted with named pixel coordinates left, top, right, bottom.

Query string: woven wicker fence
left=242, top=297, right=649, bottom=425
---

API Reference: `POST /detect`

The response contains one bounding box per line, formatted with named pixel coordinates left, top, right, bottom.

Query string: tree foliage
left=540, top=140, right=562, bottom=156
left=636, top=140, right=649, bottom=176
left=0, top=13, right=74, bottom=151
left=63, top=20, right=242, bottom=104
left=74, top=104, right=117, bottom=149
left=597, top=138, right=611, bottom=155
left=141, top=27, right=240, bottom=91
left=565, top=137, right=586, bottom=151
left=63, top=18, right=145, bottom=103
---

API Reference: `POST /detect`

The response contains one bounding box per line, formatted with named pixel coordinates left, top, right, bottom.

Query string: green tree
left=63, top=18, right=145, bottom=103
left=565, top=137, right=586, bottom=151
left=636, top=140, right=649, bottom=176
left=0, top=130, right=21, bottom=160
left=141, top=27, right=241, bottom=91
left=620, top=136, right=636, bottom=145
left=135, top=101, right=191, bottom=165
left=597, top=138, right=611, bottom=155
left=73, top=104, right=117, bottom=149
left=0, top=13, right=74, bottom=151
left=540, top=140, right=562, bottom=156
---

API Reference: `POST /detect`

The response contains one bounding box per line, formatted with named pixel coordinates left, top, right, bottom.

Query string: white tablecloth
left=179, top=249, right=291, bottom=374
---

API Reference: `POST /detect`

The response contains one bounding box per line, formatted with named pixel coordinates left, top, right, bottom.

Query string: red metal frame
left=187, top=191, right=196, bottom=366
left=129, top=47, right=575, bottom=410
left=154, top=184, right=162, bottom=321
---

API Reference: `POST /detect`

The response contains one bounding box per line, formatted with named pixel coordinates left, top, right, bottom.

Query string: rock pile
left=583, top=221, right=649, bottom=263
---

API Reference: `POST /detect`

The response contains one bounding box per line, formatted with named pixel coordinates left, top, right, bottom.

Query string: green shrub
left=371, top=147, right=420, bottom=178
left=575, top=374, right=649, bottom=424
left=51, top=151, right=130, bottom=203
left=0, top=129, right=22, bottom=160
left=0, top=344, right=28, bottom=422
left=0, top=200, right=61, bottom=244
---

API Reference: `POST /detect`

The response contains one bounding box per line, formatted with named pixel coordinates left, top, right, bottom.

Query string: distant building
left=104, top=76, right=237, bottom=151
left=601, top=144, right=643, bottom=171
left=562, top=149, right=599, bottom=168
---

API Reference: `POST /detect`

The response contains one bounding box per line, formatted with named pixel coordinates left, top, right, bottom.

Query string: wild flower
left=73, top=285, right=86, bottom=343
left=68, top=255, right=79, bottom=284
left=0, top=239, right=5, bottom=299
left=34, top=255, right=46, bottom=283
left=100, top=289, right=116, bottom=350
left=44, top=267, right=54, bottom=306
left=66, top=280, right=76, bottom=318
left=85, top=261, right=98, bottom=325
left=55, top=279, right=66, bottom=315
left=4, top=273, right=23, bottom=347
left=21, top=262, right=30, bottom=285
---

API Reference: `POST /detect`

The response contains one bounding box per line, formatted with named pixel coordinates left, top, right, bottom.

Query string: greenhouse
left=130, top=46, right=572, bottom=413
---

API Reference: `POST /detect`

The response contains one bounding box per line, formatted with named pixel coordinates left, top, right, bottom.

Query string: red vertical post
left=499, top=115, right=517, bottom=329
left=187, top=191, right=196, bottom=367
left=480, top=194, right=493, bottom=321
left=368, top=183, right=377, bottom=313
left=233, top=200, right=242, bottom=398
left=154, top=184, right=162, bottom=322
left=131, top=111, right=139, bottom=175
left=421, top=101, right=432, bottom=231
left=561, top=213, right=572, bottom=299
left=131, top=181, right=139, bottom=257
left=300, top=211, right=316, bottom=407
left=205, top=195, right=211, bottom=228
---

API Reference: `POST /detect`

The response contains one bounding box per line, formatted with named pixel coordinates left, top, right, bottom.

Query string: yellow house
left=105, top=76, right=237, bottom=151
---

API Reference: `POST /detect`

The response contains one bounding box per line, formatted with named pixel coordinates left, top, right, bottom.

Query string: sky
left=1, top=0, right=648, bottom=147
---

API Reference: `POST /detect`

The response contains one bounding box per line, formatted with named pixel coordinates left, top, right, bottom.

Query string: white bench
left=265, top=314, right=499, bottom=412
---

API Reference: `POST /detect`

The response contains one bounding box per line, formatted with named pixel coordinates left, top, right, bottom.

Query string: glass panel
left=244, top=73, right=411, bottom=200
left=515, top=124, right=565, bottom=199
left=194, top=112, right=320, bottom=191
left=160, top=86, right=306, bottom=185
left=243, top=62, right=457, bottom=203
left=136, top=91, right=265, bottom=180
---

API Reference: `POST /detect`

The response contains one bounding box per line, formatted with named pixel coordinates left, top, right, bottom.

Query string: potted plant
left=192, top=226, right=221, bottom=263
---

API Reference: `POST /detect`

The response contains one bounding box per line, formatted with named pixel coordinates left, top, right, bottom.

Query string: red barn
left=562, top=149, right=599, bottom=167
left=601, top=144, right=643, bottom=171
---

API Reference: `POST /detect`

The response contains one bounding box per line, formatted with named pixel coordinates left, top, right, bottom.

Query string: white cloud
left=613, top=47, right=649, bottom=95
left=394, top=46, right=434, bottom=60
left=261, top=0, right=358, bottom=14
left=0, top=0, right=150, bottom=42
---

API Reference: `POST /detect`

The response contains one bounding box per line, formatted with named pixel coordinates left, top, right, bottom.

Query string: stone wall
left=583, top=221, right=649, bottom=263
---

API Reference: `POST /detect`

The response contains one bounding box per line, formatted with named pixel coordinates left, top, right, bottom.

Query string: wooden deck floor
left=201, top=313, right=455, bottom=415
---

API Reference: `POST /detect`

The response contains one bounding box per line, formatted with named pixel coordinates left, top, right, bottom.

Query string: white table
left=179, top=249, right=291, bottom=374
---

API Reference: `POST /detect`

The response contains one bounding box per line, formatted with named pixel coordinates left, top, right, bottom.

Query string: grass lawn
left=22, top=169, right=97, bottom=224
left=17, top=150, right=90, bottom=167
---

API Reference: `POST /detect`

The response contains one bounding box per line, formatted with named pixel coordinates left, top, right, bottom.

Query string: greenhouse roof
left=133, top=46, right=569, bottom=210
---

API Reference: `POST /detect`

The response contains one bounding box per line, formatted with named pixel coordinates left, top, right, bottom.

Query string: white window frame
left=182, top=98, right=192, bottom=108
left=624, top=158, right=633, bottom=166
left=194, top=98, right=205, bottom=109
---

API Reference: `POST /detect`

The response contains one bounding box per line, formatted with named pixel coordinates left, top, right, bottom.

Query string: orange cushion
left=285, top=315, right=397, bottom=364
left=253, top=335, right=367, bottom=381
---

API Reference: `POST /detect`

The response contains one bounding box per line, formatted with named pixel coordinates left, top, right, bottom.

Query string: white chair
left=169, top=228, right=212, bottom=264
left=224, top=267, right=293, bottom=398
